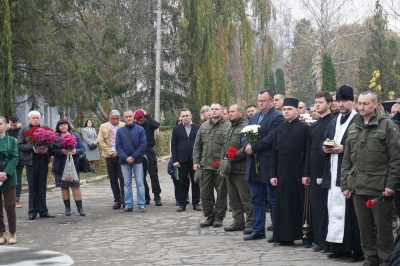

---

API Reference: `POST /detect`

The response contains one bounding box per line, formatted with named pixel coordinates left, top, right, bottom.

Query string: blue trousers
left=249, top=181, right=275, bottom=234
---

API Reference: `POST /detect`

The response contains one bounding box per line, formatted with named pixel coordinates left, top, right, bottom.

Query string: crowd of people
left=1, top=86, right=400, bottom=266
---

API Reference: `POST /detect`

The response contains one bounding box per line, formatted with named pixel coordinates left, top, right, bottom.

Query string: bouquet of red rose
left=24, top=126, right=57, bottom=154
left=59, top=134, right=77, bottom=150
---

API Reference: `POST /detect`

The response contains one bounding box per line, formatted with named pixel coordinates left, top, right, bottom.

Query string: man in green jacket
left=193, top=102, right=230, bottom=228
left=341, top=91, right=400, bottom=266
left=220, top=104, right=253, bottom=234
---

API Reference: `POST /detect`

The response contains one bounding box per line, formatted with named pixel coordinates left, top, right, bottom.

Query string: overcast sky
left=272, top=0, right=400, bottom=32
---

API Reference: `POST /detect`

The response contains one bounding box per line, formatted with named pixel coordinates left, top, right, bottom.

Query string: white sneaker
left=139, top=207, right=147, bottom=213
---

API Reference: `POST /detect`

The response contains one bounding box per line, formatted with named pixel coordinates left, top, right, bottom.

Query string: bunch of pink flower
left=60, top=134, right=77, bottom=150
left=31, top=127, right=57, bottom=147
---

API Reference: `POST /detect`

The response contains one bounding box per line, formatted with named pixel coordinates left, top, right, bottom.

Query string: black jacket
left=136, top=115, right=160, bottom=147
left=171, top=123, right=199, bottom=164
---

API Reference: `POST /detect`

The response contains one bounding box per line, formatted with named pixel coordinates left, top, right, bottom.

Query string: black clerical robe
left=303, top=113, right=335, bottom=249
left=270, top=118, right=309, bottom=242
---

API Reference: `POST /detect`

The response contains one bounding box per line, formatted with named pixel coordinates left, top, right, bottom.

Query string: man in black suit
left=171, top=108, right=201, bottom=212
left=243, top=90, right=285, bottom=241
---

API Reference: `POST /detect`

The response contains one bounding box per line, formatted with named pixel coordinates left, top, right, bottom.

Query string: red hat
left=134, top=110, right=145, bottom=120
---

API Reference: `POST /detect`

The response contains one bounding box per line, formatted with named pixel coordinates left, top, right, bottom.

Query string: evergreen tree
left=358, top=0, right=398, bottom=101
left=321, top=53, right=337, bottom=91
left=0, top=0, right=13, bottom=117
left=264, top=63, right=275, bottom=90
left=286, top=18, right=316, bottom=104
left=275, top=68, right=285, bottom=96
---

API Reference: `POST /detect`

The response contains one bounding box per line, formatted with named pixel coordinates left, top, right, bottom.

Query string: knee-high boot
left=64, top=199, right=71, bottom=216
left=75, top=200, right=86, bottom=216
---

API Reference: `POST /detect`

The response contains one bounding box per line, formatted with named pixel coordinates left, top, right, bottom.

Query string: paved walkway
left=2, top=159, right=363, bottom=265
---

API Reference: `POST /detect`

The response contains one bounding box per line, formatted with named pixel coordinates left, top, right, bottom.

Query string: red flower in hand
left=366, top=200, right=375, bottom=208
left=212, top=160, right=220, bottom=168
left=365, top=195, right=383, bottom=209
left=226, top=146, right=238, bottom=159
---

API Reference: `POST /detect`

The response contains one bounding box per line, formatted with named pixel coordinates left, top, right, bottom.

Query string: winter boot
left=64, top=199, right=71, bottom=216
left=8, top=233, right=16, bottom=245
left=76, top=200, right=86, bottom=216
left=0, top=232, right=6, bottom=245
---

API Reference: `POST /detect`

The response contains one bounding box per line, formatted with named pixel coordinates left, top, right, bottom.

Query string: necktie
left=258, top=113, right=265, bottom=124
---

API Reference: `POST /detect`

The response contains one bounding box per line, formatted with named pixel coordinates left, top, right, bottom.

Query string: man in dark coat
left=171, top=108, right=201, bottom=212
left=243, top=90, right=285, bottom=241
left=322, top=85, right=363, bottom=262
left=303, top=92, right=335, bottom=252
left=270, top=98, right=309, bottom=246
left=135, top=109, right=163, bottom=206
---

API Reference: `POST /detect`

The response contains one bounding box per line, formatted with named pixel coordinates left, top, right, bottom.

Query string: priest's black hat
left=336, top=85, right=354, bottom=101
left=283, top=98, right=299, bottom=108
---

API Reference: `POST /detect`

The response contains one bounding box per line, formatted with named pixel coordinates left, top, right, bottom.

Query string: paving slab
left=1, top=160, right=363, bottom=265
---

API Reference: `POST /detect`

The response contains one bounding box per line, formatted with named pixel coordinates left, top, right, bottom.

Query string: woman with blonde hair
left=199, top=105, right=211, bottom=126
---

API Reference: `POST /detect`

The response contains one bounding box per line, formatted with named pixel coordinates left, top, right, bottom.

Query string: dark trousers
left=310, top=183, right=329, bottom=250
left=249, top=181, right=270, bottom=234
left=0, top=186, right=16, bottom=234
left=26, top=158, right=49, bottom=216
left=105, top=157, right=124, bottom=203
left=15, top=164, right=24, bottom=199
left=227, top=173, right=253, bottom=228
left=178, top=161, right=200, bottom=206
left=143, top=147, right=161, bottom=201
left=172, top=179, right=179, bottom=202
left=354, top=194, right=394, bottom=265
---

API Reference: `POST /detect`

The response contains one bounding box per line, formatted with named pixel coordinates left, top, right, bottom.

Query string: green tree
left=358, top=0, right=399, bottom=101
left=321, top=53, right=337, bottom=91
left=264, top=63, right=275, bottom=90
left=275, top=68, right=285, bottom=95
left=0, top=0, right=14, bottom=117
left=286, top=19, right=316, bottom=105
left=180, top=0, right=274, bottom=110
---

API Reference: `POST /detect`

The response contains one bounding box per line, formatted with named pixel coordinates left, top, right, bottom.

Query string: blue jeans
left=249, top=181, right=276, bottom=234
left=120, top=163, right=145, bottom=208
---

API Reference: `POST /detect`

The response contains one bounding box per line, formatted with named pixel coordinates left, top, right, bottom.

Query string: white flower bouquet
left=241, top=125, right=261, bottom=173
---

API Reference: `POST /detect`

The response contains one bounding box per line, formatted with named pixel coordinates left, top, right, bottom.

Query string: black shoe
left=145, top=200, right=150, bottom=205
left=267, top=236, right=276, bottom=243
left=177, top=205, right=186, bottom=212
left=40, top=213, right=55, bottom=218
left=350, top=253, right=364, bottom=262
left=28, top=215, right=36, bottom=220
left=113, top=202, right=121, bottom=209
left=267, top=225, right=273, bottom=231
left=155, top=199, right=162, bottom=206
left=328, top=252, right=351, bottom=259
left=304, top=243, right=313, bottom=248
left=243, top=232, right=266, bottom=241
left=273, top=241, right=295, bottom=247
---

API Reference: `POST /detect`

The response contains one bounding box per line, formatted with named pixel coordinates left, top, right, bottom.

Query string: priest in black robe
left=303, top=92, right=335, bottom=252
left=322, top=85, right=363, bottom=263
left=270, top=98, right=309, bottom=246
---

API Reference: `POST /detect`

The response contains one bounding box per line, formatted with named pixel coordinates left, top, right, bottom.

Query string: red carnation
left=365, top=195, right=383, bottom=209
left=212, top=160, right=220, bottom=168
left=226, top=146, right=238, bottom=159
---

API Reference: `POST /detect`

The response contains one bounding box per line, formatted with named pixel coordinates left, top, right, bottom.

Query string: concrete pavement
left=1, top=159, right=363, bottom=265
